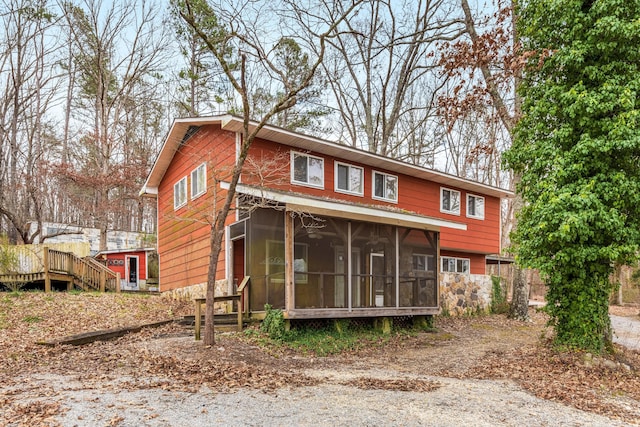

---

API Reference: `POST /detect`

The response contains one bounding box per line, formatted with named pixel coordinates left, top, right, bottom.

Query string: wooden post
left=195, top=298, right=203, bottom=341
left=436, top=233, right=440, bottom=309
left=237, top=277, right=250, bottom=332
left=116, top=272, right=121, bottom=293
left=374, top=317, right=392, bottom=334
left=284, top=211, right=294, bottom=312
left=100, top=270, right=105, bottom=292
left=43, top=247, right=51, bottom=293
left=236, top=295, right=243, bottom=331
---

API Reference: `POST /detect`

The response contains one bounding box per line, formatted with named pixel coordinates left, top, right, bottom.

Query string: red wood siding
left=243, top=138, right=501, bottom=255
left=157, top=126, right=503, bottom=291
left=157, top=124, right=236, bottom=291
left=232, top=239, right=245, bottom=287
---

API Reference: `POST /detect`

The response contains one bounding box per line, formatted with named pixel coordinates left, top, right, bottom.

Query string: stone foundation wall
left=161, top=280, right=231, bottom=313
left=161, top=274, right=493, bottom=317
left=440, top=273, right=492, bottom=316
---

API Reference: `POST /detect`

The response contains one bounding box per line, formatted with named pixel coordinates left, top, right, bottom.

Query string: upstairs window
left=467, top=194, right=485, bottom=219
left=174, top=177, right=187, bottom=210
left=335, top=162, right=364, bottom=196
left=191, top=163, right=207, bottom=199
left=292, top=152, right=324, bottom=188
left=441, top=256, right=470, bottom=274
left=372, top=171, right=398, bottom=202
left=440, top=187, right=460, bottom=215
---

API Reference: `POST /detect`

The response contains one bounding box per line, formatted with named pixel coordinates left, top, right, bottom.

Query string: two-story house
left=141, top=115, right=512, bottom=319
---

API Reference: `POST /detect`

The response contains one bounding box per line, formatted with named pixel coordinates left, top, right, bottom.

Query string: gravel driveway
left=611, top=315, right=640, bottom=351
left=3, top=309, right=639, bottom=427
left=12, top=371, right=637, bottom=427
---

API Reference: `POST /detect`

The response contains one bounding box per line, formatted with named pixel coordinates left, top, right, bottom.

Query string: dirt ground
left=1, top=293, right=639, bottom=426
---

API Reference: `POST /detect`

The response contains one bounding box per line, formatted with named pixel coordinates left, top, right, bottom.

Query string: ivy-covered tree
left=504, top=0, right=640, bottom=352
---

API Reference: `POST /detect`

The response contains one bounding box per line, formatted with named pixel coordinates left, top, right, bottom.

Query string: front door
left=371, top=252, right=385, bottom=307
left=232, top=238, right=245, bottom=292
left=126, top=256, right=139, bottom=290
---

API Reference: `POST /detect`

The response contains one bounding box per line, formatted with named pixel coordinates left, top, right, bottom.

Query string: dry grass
left=1, top=292, right=639, bottom=425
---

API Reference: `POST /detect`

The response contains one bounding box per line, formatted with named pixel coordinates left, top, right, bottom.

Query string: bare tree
left=173, top=0, right=364, bottom=345
left=318, top=0, right=463, bottom=161
left=0, top=0, right=62, bottom=244
left=440, top=0, right=526, bottom=319
left=57, top=0, right=169, bottom=249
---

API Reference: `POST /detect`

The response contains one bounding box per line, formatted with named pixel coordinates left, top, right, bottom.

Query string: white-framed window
left=440, top=187, right=461, bottom=215
left=467, top=194, right=485, bottom=219
left=191, top=163, right=207, bottom=199
left=335, top=162, right=364, bottom=196
left=291, top=151, right=324, bottom=188
left=372, top=171, right=398, bottom=202
left=441, top=256, right=470, bottom=274
left=173, top=177, right=187, bottom=210
left=412, top=254, right=435, bottom=272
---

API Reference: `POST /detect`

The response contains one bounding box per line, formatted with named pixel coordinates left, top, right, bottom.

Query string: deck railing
left=0, top=244, right=120, bottom=292
left=39, top=248, right=120, bottom=292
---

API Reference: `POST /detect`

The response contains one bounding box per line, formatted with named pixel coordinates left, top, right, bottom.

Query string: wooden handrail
left=194, top=294, right=244, bottom=340
left=46, top=248, right=120, bottom=292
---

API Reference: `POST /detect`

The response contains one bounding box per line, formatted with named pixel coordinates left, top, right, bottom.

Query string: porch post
left=436, top=233, right=441, bottom=308
left=43, top=247, right=51, bottom=293
left=395, top=227, right=399, bottom=308
left=284, top=211, right=295, bottom=312
left=347, top=221, right=352, bottom=311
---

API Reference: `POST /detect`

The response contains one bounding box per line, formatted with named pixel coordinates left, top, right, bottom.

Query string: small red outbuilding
left=96, top=248, right=157, bottom=291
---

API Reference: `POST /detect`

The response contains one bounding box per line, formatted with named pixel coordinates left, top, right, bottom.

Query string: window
left=372, top=171, right=398, bottom=202
left=292, top=152, right=324, bottom=188
left=441, top=256, right=470, bottom=274
left=467, top=194, right=485, bottom=219
left=412, top=254, right=435, bottom=272
left=173, top=177, right=187, bottom=209
left=191, top=163, right=207, bottom=199
left=335, top=162, right=364, bottom=195
left=440, top=187, right=460, bottom=215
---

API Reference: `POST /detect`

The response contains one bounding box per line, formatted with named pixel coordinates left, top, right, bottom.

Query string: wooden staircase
left=0, top=247, right=120, bottom=292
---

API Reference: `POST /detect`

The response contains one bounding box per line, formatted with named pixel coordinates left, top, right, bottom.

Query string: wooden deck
left=0, top=247, right=120, bottom=292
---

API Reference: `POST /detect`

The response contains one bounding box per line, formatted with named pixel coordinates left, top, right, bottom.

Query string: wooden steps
left=0, top=247, right=120, bottom=292
left=181, top=313, right=246, bottom=334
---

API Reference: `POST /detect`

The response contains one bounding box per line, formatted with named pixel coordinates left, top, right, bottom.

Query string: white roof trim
left=222, top=182, right=467, bottom=231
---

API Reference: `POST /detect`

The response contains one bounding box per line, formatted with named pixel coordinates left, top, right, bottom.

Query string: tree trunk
left=204, top=225, right=224, bottom=345
left=509, top=266, right=529, bottom=320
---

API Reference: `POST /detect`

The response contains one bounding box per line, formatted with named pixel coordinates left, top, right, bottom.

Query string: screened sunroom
left=227, top=185, right=466, bottom=319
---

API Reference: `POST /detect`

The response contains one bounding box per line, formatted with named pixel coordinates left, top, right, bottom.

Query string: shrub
left=490, top=275, right=509, bottom=314
left=260, top=304, right=286, bottom=341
